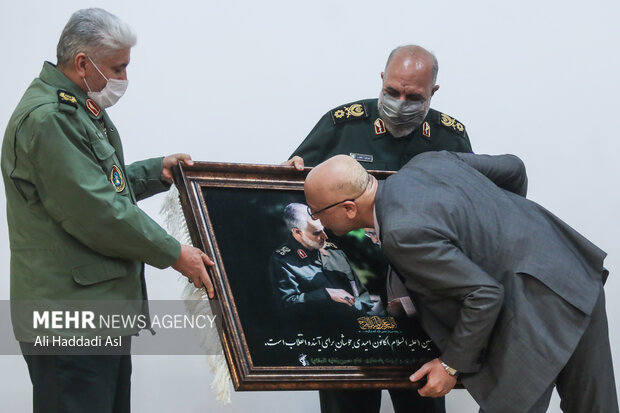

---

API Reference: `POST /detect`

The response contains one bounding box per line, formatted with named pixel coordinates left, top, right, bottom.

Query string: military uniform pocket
left=89, top=136, right=130, bottom=195
left=71, top=259, right=131, bottom=286
left=90, top=137, right=116, bottom=161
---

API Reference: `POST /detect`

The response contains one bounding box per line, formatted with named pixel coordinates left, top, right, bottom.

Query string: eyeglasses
left=307, top=174, right=371, bottom=220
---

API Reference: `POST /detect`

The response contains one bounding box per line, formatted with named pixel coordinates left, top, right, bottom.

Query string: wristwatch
left=440, top=360, right=459, bottom=377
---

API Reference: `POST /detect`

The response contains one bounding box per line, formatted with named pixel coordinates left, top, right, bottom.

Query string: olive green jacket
left=291, top=98, right=472, bottom=169
left=1, top=62, right=181, bottom=341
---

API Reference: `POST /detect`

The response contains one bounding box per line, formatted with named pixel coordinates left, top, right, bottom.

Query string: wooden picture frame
left=172, top=162, right=439, bottom=391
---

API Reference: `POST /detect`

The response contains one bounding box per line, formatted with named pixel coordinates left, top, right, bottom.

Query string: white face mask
left=83, top=56, right=128, bottom=109
left=378, top=93, right=429, bottom=138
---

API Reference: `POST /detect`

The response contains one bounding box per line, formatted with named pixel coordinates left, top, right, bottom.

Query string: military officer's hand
left=162, top=153, right=194, bottom=183
left=325, top=288, right=355, bottom=306
left=410, top=358, right=457, bottom=398
left=172, top=245, right=215, bottom=298
left=282, top=156, right=305, bottom=171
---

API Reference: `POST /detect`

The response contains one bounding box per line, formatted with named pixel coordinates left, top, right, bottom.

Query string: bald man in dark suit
left=304, top=152, right=617, bottom=413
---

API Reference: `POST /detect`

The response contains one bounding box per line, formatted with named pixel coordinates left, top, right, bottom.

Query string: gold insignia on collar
left=440, top=114, right=465, bottom=132
left=335, top=104, right=365, bottom=119
left=330, top=103, right=368, bottom=125
left=422, top=121, right=431, bottom=138
left=59, top=92, right=76, bottom=104
left=57, top=90, right=77, bottom=108
left=347, top=104, right=365, bottom=117
left=374, top=118, right=387, bottom=135
left=86, top=99, right=101, bottom=117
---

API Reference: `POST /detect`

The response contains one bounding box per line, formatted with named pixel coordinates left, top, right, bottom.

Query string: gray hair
left=56, top=8, right=137, bottom=66
left=385, top=45, right=439, bottom=85
left=283, top=203, right=311, bottom=231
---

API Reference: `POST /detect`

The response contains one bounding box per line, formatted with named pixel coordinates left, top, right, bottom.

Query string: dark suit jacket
left=375, top=151, right=608, bottom=412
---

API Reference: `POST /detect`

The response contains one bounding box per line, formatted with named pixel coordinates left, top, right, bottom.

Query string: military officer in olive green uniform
left=1, top=9, right=213, bottom=413
left=269, top=203, right=382, bottom=316
left=285, top=45, right=473, bottom=413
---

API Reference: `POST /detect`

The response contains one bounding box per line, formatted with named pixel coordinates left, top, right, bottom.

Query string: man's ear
left=342, top=201, right=358, bottom=219
left=291, top=227, right=304, bottom=244
left=74, top=52, right=89, bottom=78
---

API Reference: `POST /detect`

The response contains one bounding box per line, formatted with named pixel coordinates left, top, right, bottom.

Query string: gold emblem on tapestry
left=357, top=316, right=397, bottom=330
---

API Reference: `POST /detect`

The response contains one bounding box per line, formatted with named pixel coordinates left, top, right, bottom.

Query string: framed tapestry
left=172, top=162, right=439, bottom=390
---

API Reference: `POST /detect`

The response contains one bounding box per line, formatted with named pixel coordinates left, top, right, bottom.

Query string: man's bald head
left=305, top=155, right=367, bottom=204
left=384, top=45, right=438, bottom=86
left=305, top=155, right=375, bottom=235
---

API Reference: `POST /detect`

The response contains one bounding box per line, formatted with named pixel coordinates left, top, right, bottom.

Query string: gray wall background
left=1, top=1, right=619, bottom=412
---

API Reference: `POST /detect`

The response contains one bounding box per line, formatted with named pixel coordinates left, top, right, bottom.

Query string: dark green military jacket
left=268, top=236, right=379, bottom=316
left=291, top=98, right=472, bottom=169
left=1, top=62, right=181, bottom=341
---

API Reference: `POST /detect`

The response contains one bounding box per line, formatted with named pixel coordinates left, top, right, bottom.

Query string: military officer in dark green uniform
left=269, top=203, right=382, bottom=316
left=1, top=8, right=214, bottom=413
left=285, top=45, right=474, bottom=413
left=288, top=54, right=471, bottom=170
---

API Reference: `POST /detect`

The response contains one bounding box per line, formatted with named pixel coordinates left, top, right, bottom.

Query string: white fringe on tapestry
left=160, top=185, right=232, bottom=405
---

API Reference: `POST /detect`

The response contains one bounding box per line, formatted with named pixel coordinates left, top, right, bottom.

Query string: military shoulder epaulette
left=57, top=89, right=77, bottom=112
left=330, top=102, right=369, bottom=125
left=323, top=242, right=339, bottom=250
left=435, top=111, right=466, bottom=137
left=275, top=245, right=292, bottom=256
